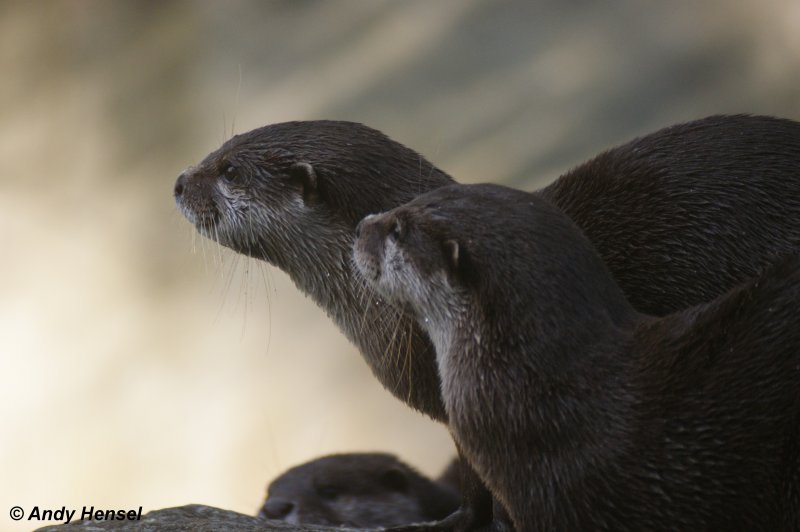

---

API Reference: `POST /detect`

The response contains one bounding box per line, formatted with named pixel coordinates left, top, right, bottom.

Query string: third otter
left=258, top=453, right=459, bottom=528
left=175, top=115, right=800, bottom=528
left=354, top=183, right=800, bottom=530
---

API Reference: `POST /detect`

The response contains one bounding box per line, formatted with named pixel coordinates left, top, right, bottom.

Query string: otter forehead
left=399, top=183, right=599, bottom=265
left=210, top=120, right=391, bottom=162
left=197, top=135, right=293, bottom=177
left=399, top=183, right=544, bottom=232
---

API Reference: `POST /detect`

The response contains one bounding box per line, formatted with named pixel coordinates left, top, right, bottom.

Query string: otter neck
left=278, top=225, right=447, bottom=421
left=445, top=291, right=641, bottom=514
left=433, top=255, right=642, bottom=431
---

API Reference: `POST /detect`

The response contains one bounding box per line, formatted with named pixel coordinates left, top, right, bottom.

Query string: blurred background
left=2, top=0, right=799, bottom=529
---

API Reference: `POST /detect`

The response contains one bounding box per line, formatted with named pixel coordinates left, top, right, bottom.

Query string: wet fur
left=175, top=121, right=451, bottom=419
left=175, top=115, right=800, bottom=529
left=176, top=115, right=800, bottom=422
left=540, top=115, right=800, bottom=315
left=354, top=183, right=800, bottom=530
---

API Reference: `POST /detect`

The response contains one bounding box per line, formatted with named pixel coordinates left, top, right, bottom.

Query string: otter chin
left=353, top=183, right=800, bottom=531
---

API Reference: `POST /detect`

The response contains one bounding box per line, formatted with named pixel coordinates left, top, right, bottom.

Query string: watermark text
left=9, top=505, right=143, bottom=524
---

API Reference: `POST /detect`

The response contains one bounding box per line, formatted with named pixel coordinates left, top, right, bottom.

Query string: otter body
left=258, top=453, right=459, bottom=528
left=354, top=183, right=800, bottom=530
left=540, top=116, right=800, bottom=315
left=175, top=115, right=800, bottom=528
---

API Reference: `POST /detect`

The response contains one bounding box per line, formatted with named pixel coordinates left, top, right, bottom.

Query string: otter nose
left=260, top=498, right=294, bottom=519
left=174, top=170, right=188, bottom=198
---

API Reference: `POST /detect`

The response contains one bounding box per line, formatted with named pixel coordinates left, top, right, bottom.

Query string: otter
left=174, top=115, right=800, bottom=529
left=353, top=183, right=800, bottom=530
left=257, top=453, right=459, bottom=528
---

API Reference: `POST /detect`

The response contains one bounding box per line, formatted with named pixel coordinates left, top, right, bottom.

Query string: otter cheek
left=351, top=242, right=374, bottom=283
left=379, top=246, right=414, bottom=303
left=355, top=247, right=378, bottom=282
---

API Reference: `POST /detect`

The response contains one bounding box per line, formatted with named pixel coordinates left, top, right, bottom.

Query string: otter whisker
left=402, top=318, right=415, bottom=405
left=382, top=305, right=405, bottom=384
left=255, top=258, right=275, bottom=354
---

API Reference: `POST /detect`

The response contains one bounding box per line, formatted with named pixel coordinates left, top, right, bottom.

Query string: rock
left=35, top=504, right=364, bottom=532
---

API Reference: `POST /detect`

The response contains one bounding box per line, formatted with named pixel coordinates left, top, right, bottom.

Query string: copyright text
left=10, top=505, right=143, bottom=524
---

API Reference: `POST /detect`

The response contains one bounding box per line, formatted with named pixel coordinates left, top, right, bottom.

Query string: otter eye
left=222, top=164, right=239, bottom=183
left=388, top=219, right=402, bottom=242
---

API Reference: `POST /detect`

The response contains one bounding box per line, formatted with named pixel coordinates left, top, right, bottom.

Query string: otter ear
left=443, top=239, right=475, bottom=283
left=288, top=162, right=319, bottom=204
left=380, top=467, right=409, bottom=492
left=442, top=239, right=461, bottom=274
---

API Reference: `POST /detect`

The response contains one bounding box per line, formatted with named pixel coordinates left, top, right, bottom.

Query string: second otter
left=354, top=183, right=800, bottom=530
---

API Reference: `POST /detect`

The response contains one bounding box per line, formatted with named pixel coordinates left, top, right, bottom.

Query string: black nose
left=174, top=171, right=188, bottom=198
left=260, top=498, right=294, bottom=519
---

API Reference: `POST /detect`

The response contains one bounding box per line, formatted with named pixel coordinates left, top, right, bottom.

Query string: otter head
left=258, top=453, right=439, bottom=528
left=174, top=121, right=455, bottom=420
left=354, top=183, right=635, bottom=352
left=174, top=120, right=453, bottom=276
left=353, top=190, right=475, bottom=345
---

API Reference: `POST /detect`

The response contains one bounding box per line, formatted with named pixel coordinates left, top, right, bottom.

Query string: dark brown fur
left=258, top=453, right=459, bottom=528
left=175, top=115, right=800, bottom=421
left=354, top=183, right=800, bottom=530
left=175, top=121, right=450, bottom=420
left=540, top=116, right=800, bottom=315
left=175, top=115, right=800, bottom=529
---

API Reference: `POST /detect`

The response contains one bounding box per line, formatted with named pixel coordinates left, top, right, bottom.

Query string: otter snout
left=259, top=497, right=295, bottom=521
left=173, top=166, right=222, bottom=230
left=173, top=169, right=189, bottom=198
